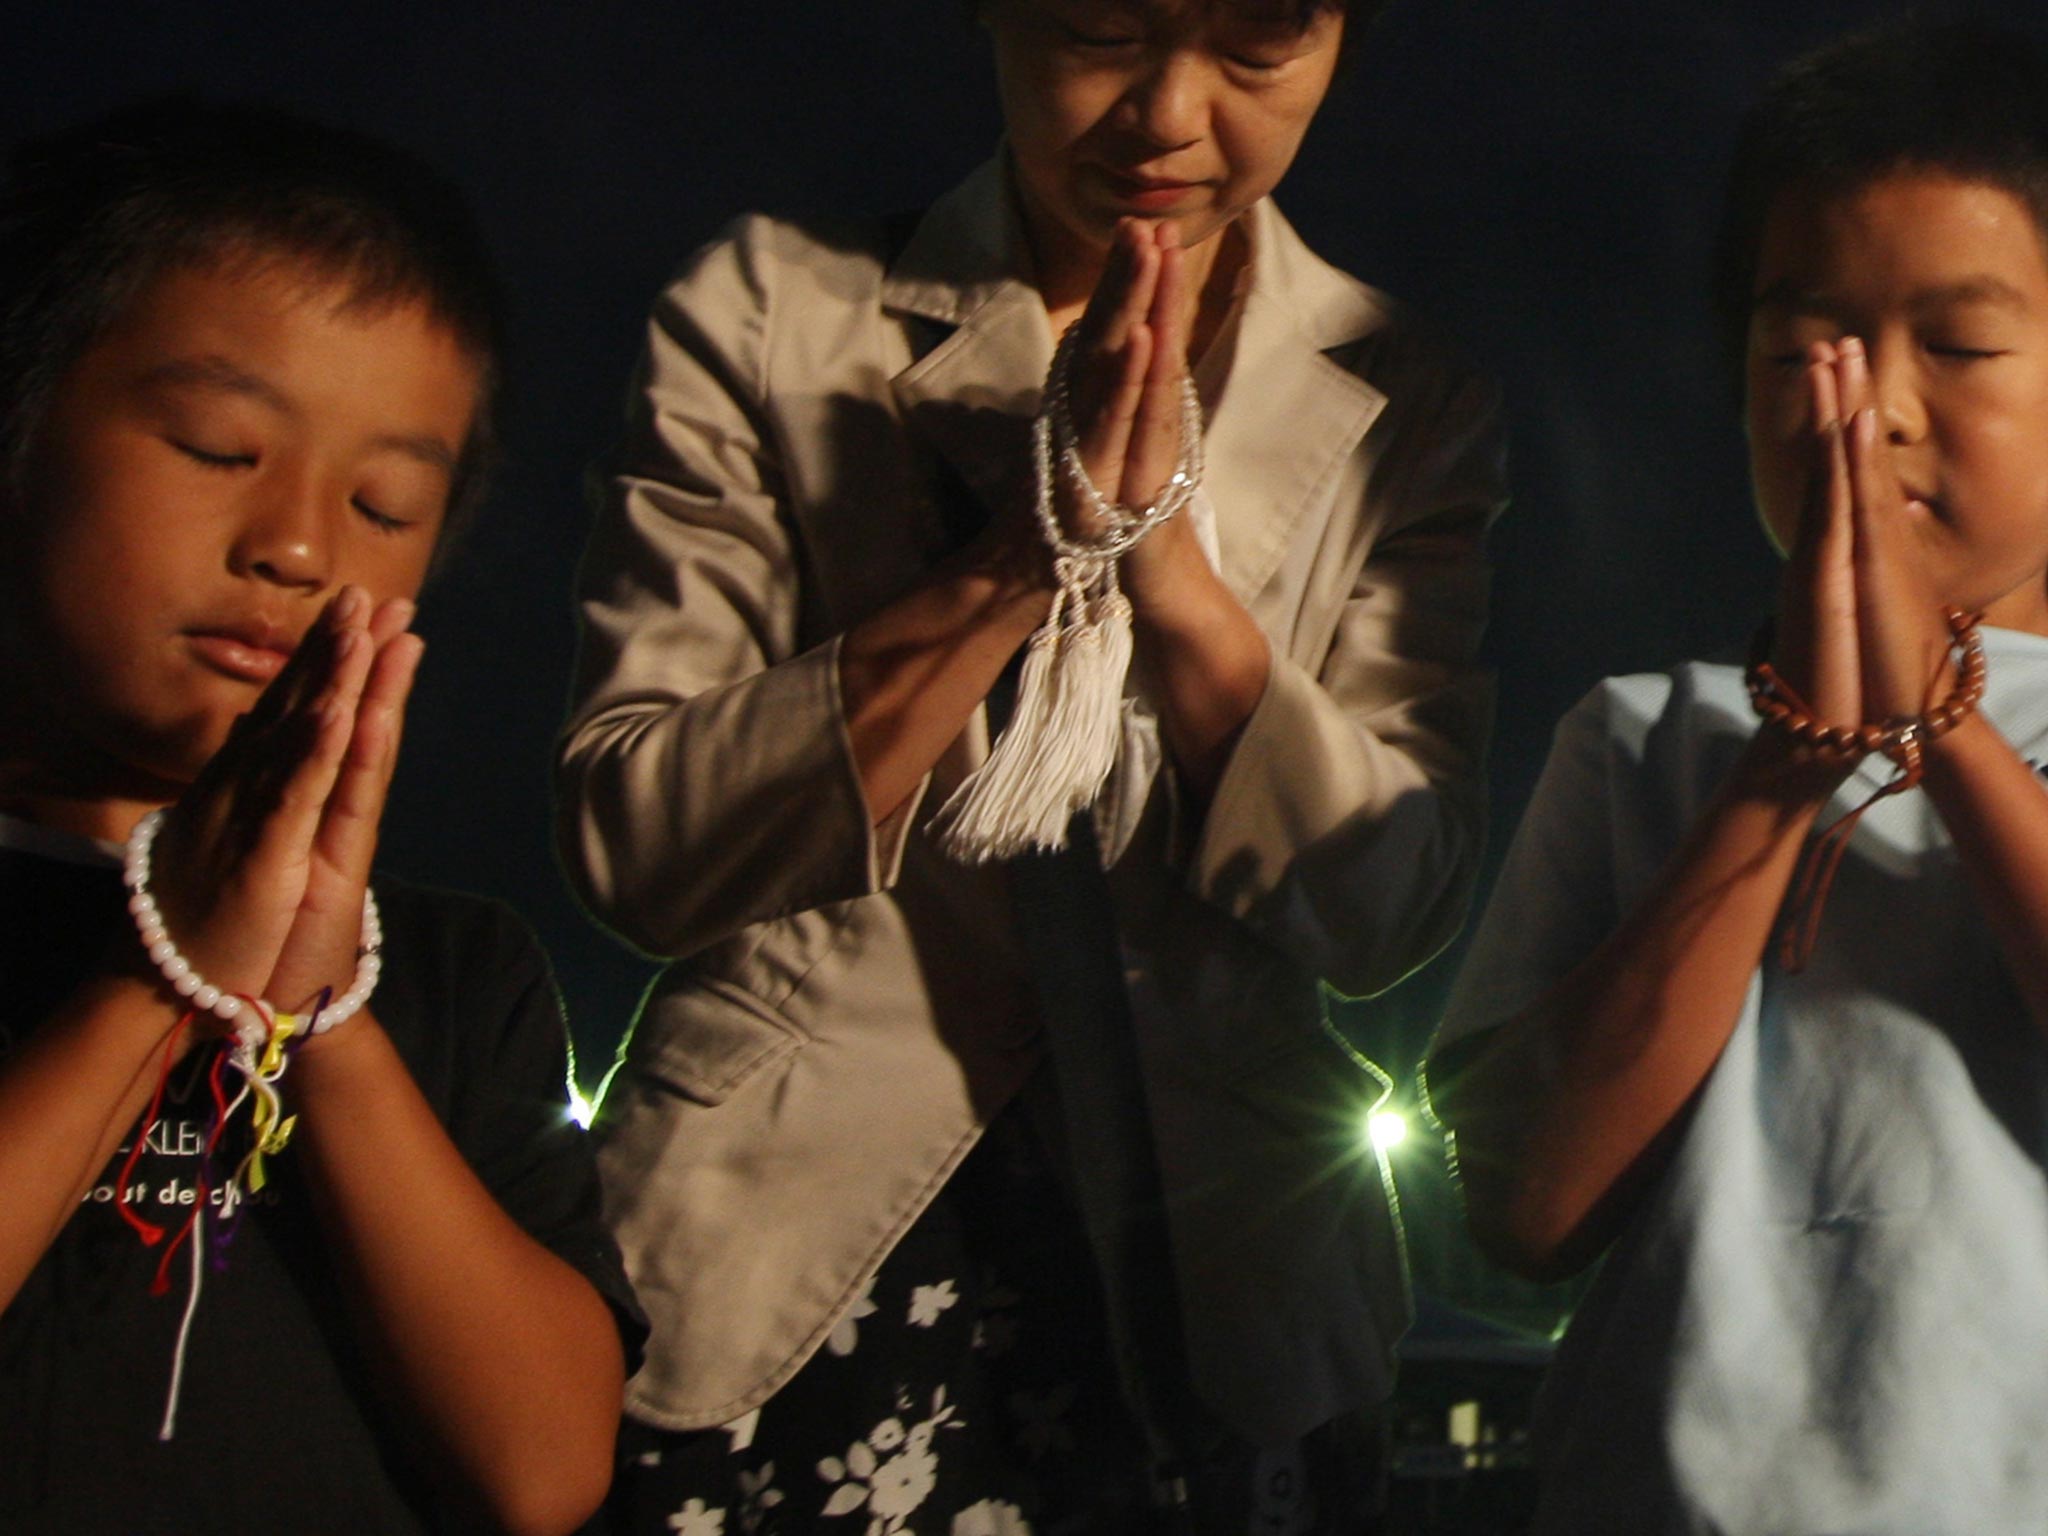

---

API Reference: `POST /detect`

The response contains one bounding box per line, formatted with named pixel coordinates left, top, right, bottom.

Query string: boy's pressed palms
left=1775, top=341, right=1863, bottom=739
left=270, top=597, right=422, bottom=1024
left=146, top=587, right=374, bottom=1013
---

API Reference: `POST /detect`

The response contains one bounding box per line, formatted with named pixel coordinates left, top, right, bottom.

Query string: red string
left=147, top=1046, right=237, bottom=1296
left=114, top=1011, right=196, bottom=1248
left=1778, top=759, right=1922, bottom=972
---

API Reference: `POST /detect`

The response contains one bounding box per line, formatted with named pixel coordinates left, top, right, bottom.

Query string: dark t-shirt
left=0, top=838, right=643, bottom=1532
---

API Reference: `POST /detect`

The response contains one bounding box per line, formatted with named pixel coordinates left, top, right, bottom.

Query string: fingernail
left=1840, top=335, right=1864, bottom=359
left=334, top=586, right=365, bottom=624
left=388, top=598, right=417, bottom=629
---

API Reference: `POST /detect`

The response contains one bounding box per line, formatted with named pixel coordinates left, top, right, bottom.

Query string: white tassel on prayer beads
left=935, top=325, right=1201, bottom=861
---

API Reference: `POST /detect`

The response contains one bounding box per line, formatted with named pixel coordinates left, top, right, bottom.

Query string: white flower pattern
left=951, top=1500, right=1033, bottom=1536
left=736, top=1461, right=786, bottom=1534
left=907, top=1279, right=960, bottom=1329
left=667, top=1497, right=727, bottom=1536
left=869, top=1416, right=907, bottom=1453
left=866, top=1440, right=938, bottom=1520
left=827, top=1277, right=880, bottom=1358
left=816, top=1387, right=963, bottom=1532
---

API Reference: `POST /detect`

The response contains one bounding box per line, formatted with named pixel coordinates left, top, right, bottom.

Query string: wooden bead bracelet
left=1743, top=606, right=1985, bottom=970
left=1745, top=605, right=1985, bottom=787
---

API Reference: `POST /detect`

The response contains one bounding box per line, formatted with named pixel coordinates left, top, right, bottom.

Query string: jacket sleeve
left=555, top=220, right=914, bottom=961
left=1187, top=346, right=1506, bottom=999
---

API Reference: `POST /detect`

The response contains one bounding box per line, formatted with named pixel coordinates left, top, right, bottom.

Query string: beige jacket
left=558, top=158, right=1506, bottom=1443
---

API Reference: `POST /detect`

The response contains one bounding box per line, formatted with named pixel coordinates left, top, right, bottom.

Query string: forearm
left=839, top=528, right=1052, bottom=824
left=1125, top=521, right=1271, bottom=799
left=1921, top=712, right=2048, bottom=1034
left=0, top=969, right=188, bottom=1310
left=289, top=1018, right=621, bottom=1536
left=1440, top=740, right=1829, bottom=1278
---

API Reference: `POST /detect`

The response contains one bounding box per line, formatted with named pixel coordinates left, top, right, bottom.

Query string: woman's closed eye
left=1217, top=31, right=1309, bottom=72
left=1059, top=24, right=1139, bottom=50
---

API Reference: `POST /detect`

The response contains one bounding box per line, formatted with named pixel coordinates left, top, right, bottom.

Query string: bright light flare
left=567, top=1082, right=596, bottom=1129
left=1366, top=1109, right=1408, bottom=1152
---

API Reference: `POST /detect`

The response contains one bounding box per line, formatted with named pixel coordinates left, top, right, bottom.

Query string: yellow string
left=235, top=1012, right=306, bottom=1194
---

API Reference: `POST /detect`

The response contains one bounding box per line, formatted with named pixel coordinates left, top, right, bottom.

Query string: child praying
left=1432, top=20, right=2048, bottom=1533
left=0, top=101, right=638, bottom=1534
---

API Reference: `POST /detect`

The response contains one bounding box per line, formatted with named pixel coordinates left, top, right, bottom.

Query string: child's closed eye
left=171, top=438, right=255, bottom=468
left=351, top=495, right=414, bottom=534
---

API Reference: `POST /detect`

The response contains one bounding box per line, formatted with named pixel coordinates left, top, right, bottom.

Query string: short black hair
left=969, top=0, right=1386, bottom=61
left=969, top=0, right=1369, bottom=21
left=0, top=97, right=507, bottom=554
left=1714, top=16, right=2048, bottom=393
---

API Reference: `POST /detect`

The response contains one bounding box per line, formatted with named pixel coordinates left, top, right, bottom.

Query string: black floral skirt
left=599, top=1097, right=1378, bottom=1536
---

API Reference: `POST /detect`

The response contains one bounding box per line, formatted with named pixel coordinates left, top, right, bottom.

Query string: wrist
left=284, top=1009, right=389, bottom=1100
left=70, top=958, right=207, bottom=1060
left=1748, top=606, right=1985, bottom=804
left=1920, top=707, right=2000, bottom=782
left=1725, top=729, right=1854, bottom=810
left=1122, top=519, right=1223, bottom=630
left=955, top=522, right=1057, bottom=622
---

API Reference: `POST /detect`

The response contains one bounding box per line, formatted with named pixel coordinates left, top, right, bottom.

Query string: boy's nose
left=1870, top=344, right=1929, bottom=444
left=229, top=484, right=332, bottom=591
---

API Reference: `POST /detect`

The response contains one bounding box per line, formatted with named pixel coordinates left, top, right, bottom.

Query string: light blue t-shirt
left=1438, top=630, right=2048, bottom=1535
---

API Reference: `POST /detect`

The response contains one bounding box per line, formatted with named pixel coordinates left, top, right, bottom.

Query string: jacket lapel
left=878, top=165, right=1393, bottom=633
left=882, top=158, right=1052, bottom=541
left=1201, top=200, right=1388, bottom=618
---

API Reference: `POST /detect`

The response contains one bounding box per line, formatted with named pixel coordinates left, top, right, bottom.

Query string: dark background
left=9, top=0, right=2043, bottom=1322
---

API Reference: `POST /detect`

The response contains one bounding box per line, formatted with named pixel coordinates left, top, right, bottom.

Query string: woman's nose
left=1119, top=53, right=1205, bottom=150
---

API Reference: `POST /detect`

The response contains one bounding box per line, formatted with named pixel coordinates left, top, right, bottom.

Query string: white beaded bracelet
left=932, top=322, right=1206, bottom=861
left=122, top=808, right=382, bottom=1043
left=1043, top=323, right=1204, bottom=557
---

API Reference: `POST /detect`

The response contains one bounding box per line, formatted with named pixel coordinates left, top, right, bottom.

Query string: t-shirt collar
left=0, top=810, right=123, bottom=869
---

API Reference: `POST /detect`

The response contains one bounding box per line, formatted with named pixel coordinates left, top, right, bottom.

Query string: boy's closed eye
left=1763, top=338, right=2015, bottom=367
left=1756, top=274, right=2035, bottom=364
left=162, top=434, right=426, bottom=534
left=351, top=494, right=415, bottom=534
left=170, top=438, right=255, bottom=469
